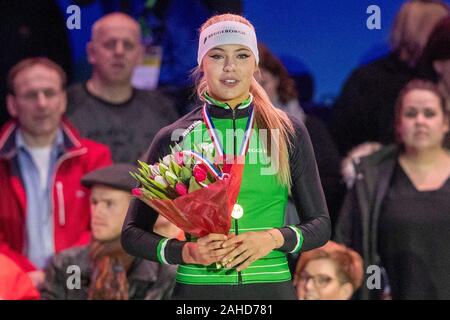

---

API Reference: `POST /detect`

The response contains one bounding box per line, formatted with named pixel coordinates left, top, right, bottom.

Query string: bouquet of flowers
left=130, top=143, right=244, bottom=238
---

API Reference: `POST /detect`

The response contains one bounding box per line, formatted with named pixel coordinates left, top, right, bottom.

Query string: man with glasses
left=66, top=12, right=179, bottom=163
left=0, top=57, right=112, bottom=289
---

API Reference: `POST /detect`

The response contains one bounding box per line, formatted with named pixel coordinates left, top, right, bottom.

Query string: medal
left=231, top=203, right=244, bottom=220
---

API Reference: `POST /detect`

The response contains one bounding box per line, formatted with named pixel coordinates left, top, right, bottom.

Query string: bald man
left=87, top=13, right=143, bottom=103
left=67, top=13, right=179, bottom=163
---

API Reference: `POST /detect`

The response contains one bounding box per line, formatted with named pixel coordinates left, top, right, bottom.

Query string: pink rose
left=175, top=182, right=188, bottom=196
left=193, top=165, right=207, bottom=183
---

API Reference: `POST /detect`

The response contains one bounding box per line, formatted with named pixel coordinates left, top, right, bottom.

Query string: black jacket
left=121, top=103, right=331, bottom=266
left=330, top=53, right=415, bottom=155
left=334, top=145, right=398, bottom=299
left=40, top=245, right=177, bottom=300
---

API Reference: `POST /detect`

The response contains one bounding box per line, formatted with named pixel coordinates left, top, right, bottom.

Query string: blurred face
left=397, top=89, right=449, bottom=150
left=201, top=44, right=257, bottom=107
left=259, top=68, right=279, bottom=102
left=401, top=3, right=449, bottom=65
left=7, top=65, right=66, bottom=138
left=88, top=17, right=143, bottom=85
left=90, top=185, right=131, bottom=242
left=297, top=258, right=353, bottom=300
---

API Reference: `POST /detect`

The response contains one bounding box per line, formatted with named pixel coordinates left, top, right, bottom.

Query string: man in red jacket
left=0, top=57, right=112, bottom=288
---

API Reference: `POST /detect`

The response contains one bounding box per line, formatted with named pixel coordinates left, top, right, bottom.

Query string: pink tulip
left=132, top=188, right=143, bottom=197
left=175, top=152, right=185, bottom=166
left=193, top=165, right=207, bottom=183
left=197, top=163, right=209, bottom=173
left=175, top=183, right=188, bottom=196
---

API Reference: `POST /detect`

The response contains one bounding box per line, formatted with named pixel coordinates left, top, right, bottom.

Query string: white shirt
left=27, top=146, right=52, bottom=191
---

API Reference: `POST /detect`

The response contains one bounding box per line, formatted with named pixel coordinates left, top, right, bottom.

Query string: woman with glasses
left=294, top=241, right=363, bottom=300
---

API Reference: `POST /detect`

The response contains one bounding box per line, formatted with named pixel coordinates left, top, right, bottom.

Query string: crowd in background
left=1, top=0, right=450, bottom=300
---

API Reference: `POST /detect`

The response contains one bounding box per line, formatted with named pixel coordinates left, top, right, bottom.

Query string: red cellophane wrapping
left=139, top=163, right=244, bottom=238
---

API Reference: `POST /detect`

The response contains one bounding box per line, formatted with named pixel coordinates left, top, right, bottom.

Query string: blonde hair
left=194, top=14, right=295, bottom=188
left=390, top=0, right=449, bottom=67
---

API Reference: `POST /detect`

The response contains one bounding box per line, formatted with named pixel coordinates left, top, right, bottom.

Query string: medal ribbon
left=202, top=100, right=254, bottom=229
left=202, top=101, right=255, bottom=159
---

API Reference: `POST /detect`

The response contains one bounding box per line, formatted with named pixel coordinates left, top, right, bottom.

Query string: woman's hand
left=220, top=229, right=284, bottom=272
left=182, top=233, right=229, bottom=266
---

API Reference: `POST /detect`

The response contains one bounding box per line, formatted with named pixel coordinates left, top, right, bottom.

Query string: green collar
left=203, top=92, right=253, bottom=110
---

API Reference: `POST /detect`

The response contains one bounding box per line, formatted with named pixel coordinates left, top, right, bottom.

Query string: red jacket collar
left=0, top=117, right=84, bottom=159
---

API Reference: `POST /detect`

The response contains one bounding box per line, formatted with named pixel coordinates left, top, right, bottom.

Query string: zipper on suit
left=232, top=107, right=243, bottom=285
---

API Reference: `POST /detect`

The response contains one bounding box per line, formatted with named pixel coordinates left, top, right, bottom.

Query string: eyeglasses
left=298, top=272, right=335, bottom=288
left=16, top=88, right=62, bottom=102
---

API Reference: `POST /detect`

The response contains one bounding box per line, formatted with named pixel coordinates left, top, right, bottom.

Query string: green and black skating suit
left=122, top=94, right=331, bottom=295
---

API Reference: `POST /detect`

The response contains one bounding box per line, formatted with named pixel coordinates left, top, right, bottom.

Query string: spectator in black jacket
left=67, top=12, right=179, bottom=163
left=420, top=16, right=450, bottom=122
left=330, top=0, right=449, bottom=156
left=335, top=80, right=450, bottom=299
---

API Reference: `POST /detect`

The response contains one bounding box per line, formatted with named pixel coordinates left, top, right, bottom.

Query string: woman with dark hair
left=336, top=79, right=450, bottom=299
left=122, top=13, right=330, bottom=300
left=257, top=43, right=343, bottom=237
left=257, top=44, right=304, bottom=120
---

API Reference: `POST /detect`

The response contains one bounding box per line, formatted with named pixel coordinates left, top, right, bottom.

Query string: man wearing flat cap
left=40, top=164, right=176, bottom=300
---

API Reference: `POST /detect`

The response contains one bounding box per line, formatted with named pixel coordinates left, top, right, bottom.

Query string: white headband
left=197, top=20, right=259, bottom=65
